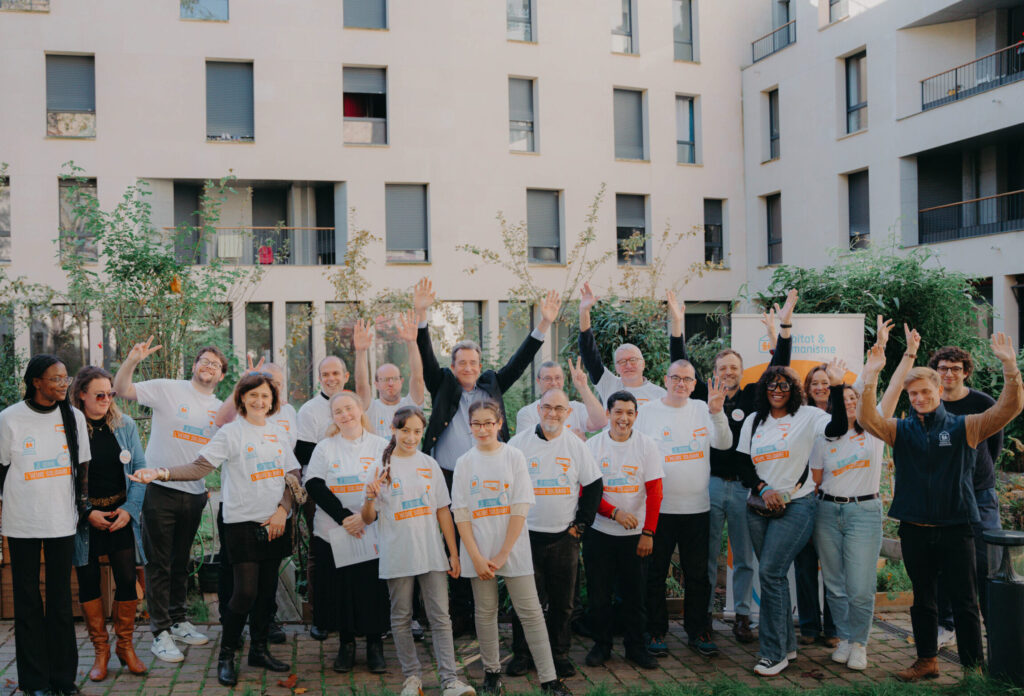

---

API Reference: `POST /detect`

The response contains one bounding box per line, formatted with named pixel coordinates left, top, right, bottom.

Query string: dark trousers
left=217, top=513, right=281, bottom=626
left=141, top=483, right=207, bottom=633
left=937, top=486, right=1000, bottom=630
left=442, top=467, right=474, bottom=623
left=646, top=512, right=711, bottom=640
left=511, top=529, right=580, bottom=660
left=583, top=528, right=646, bottom=651
left=222, top=557, right=280, bottom=651
left=899, top=522, right=983, bottom=667
left=8, top=535, right=78, bottom=692
left=795, top=537, right=836, bottom=638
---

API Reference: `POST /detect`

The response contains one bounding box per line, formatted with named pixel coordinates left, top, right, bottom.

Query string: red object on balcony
left=258, top=245, right=274, bottom=264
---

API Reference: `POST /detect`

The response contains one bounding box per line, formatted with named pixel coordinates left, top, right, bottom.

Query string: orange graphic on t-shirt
left=752, top=450, right=790, bottom=465
left=665, top=451, right=704, bottom=462
left=556, top=457, right=571, bottom=472
left=534, top=486, right=571, bottom=496
left=263, top=434, right=278, bottom=443
left=604, top=484, right=640, bottom=493
left=173, top=430, right=210, bottom=445
left=395, top=507, right=432, bottom=521
left=251, top=469, right=284, bottom=481
left=472, top=506, right=510, bottom=519
left=25, top=467, right=71, bottom=481
left=54, top=424, right=65, bottom=433
left=329, top=483, right=365, bottom=494
left=483, top=480, right=500, bottom=492
left=832, top=459, right=870, bottom=477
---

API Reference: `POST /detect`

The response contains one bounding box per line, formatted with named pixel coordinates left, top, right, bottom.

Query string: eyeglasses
left=616, top=356, right=642, bottom=367
left=470, top=420, right=499, bottom=429
left=538, top=375, right=562, bottom=384
left=766, top=382, right=791, bottom=392
left=91, top=391, right=117, bottom=400
left=376, top=376, right=402, bottom=384
left=936, top=366, right=964, bottom=374
left=539, top=405, right=568, bottom=414
left=666, top=375, right=696, bottom=385
left=44, top=377, right=73, bottom=386
left=196, top=358, right=222, bottom=370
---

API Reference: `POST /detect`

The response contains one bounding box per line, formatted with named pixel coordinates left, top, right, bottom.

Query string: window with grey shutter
left=848, top=170, right=870, bottom=249
left=527, top=189, right=559, bottom=263
left=46, top=55, right=95, bottom=112
left=509, top=78, right=535, bottom=152
left=616, top=194, right=646, bottom=265
left=766, top=193, right=782, bottom=264
left=344, top=0, right=386, bottom=29
left=674, top=0, right=693, bottom=61
left=768, top=89, right=780, bottom=160
left=676, top=96, right=695, bottom=164
left=703, top=199, right=724, bottom=265
left=181, top=0, right=228, bottom=20
left=344, top=67, right=387, bottom=144
left=385, top=184, right=428, bottom=262
left=614, top=89, right=644, bottom=160
left=206, top=61, right=254, bottom=141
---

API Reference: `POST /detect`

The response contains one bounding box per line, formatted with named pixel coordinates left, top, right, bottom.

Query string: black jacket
left=418, top=326, right=544, bottom=455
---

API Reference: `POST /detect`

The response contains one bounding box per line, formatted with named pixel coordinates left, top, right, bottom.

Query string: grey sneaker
left=401, top=675, right=424, bottom=696
left=442, top=678, right=476, bottom=696
left=151, top=630, right=184, bottom=662
left=170, top=621, right=209, bottom=645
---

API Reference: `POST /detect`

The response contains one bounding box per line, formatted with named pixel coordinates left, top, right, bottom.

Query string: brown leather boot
left=113, top=600, right=148, bottom=675
left=732, top=614, right=755, bottom=643
left=81, top=598, right=110, bottom=681
left=895, top=657, right=939, bottom=682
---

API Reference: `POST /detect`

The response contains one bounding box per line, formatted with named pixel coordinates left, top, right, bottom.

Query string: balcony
left=752, top=20, right=795, bottom=63
left=0, top=0, right=48, bottom=10
left=343, top=117, right=387, bottom=145
left=167, top=227, right=337, bottom=266
left=922, top=41, right=1024, bottom=111
left=919, top=189, right=1024, bottom=244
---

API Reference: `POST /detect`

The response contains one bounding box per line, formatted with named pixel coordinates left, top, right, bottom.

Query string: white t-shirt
left=303, top=431, right=388, bottom=542
left=370, top=451, right=451, bottom=578
left=135, top=379, right=221, bottom=495
left=811, top=428, right=884, bottom=498
left=507, top=428, right=602, bottom=533
left=737, top=405, right=832, bottom=501
left=451, top=444, right=535, bottom=578
left=366, top=395, right=418, bottom=439
left=296, top=393, right=333, bottom=447
left=515, top=398, right=590, bottom=439
left=595, top=369, right=666, bottom=408
left=200, top=419, right=299, bottom=524
left=635, top=399, right=732, bottom=514
left=0, top=402, right=91, bottom=538
left=587, top=430, right=664, bottom=537
left=272, top=403, right=298, bottom=450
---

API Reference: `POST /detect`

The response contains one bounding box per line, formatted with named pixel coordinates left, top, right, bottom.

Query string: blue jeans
left=707, top=476, right=755, bottom=616
left=748, top=495, right=816, bottom=661
left=937, top=486, right=1001, bottom=629
left=813, top=498, right=883, bottom=645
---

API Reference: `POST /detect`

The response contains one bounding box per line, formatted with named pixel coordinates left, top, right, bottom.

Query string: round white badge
left=119, top=449, right=132, bottom=465
left=731, top=408, right=745, bottom=422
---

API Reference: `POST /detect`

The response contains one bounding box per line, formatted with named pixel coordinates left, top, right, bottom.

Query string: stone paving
left=0, top=614, right=965, bottom=695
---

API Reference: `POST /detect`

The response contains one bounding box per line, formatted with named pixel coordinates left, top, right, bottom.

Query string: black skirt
left=311, top=535, right=389, bottom=638
left=87, top=522, right=135, bottom=560
left=220, top=516, right=292, bottom=564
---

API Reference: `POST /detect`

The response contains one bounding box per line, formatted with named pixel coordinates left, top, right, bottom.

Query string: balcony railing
left=166, top=226, right=337, bottom=265
left=921, top=41, right=1024, bottom=111
left=752, top=20, right=795, bottom=63
left=918, top=189, right=1024, bottom=244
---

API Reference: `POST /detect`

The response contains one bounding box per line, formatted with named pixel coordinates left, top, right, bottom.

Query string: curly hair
left=753, top=366, right=804, bottom=419
left=928, top=346, right=973, bottom=378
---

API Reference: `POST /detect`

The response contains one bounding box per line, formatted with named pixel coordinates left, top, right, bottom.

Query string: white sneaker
left=937, top=626, right=956, bottom=648
left=170, top=621, right=209, bottom=645
left=831, top=639, right=852, bottom=664
left=847, top=642, right=868, bottom=671
left=754, top=656, right=789, bottom=676
left=787, top=650, right=797, bottom=661
left=151, top=630, right=185, bottom=662
left=401, top=675, right=424, bottom=696
left=442, top=678, right=477, bottom=696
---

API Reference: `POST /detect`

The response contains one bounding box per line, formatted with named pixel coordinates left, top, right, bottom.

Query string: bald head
left=375, top=362, right=404, bottom=404
left=537, top=388, right=571, bottom=436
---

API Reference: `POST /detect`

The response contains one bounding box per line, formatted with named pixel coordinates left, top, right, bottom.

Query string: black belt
left=818, top=492, right=878, bottom=504
left=89, top=491, right=127, bottom=508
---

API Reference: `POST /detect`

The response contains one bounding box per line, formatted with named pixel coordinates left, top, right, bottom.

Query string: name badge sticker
left=119, top=449, right=132, bottom=465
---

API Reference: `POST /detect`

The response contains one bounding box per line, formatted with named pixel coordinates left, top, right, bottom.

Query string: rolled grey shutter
left=849, top=171, right=869, bottom=234
left=344, top=67, right=386, bottom=94
left=527, top=190, right=558, bottom=248
left=508, top=78, right=533, bottom=122
left=703, top=199, right=722, bottom=226
left=386, top=184, right=427, bottom=252
left=616, top=194, right=645, bottom=228
left=344, top=0, right=386, bottom=29
left=206, top=62, right=254, bottom=139
left=46, top=55, right=95, bottom=112
left=613, top=89, right=643, bottom=159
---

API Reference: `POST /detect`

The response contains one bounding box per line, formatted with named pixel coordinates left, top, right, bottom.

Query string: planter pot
left=874, top=590, right=913, bottom=612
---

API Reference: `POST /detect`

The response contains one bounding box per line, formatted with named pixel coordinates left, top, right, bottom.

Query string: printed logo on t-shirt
left=599, top=457, right=611, bottom=470
left=329, top=473, right=366, bottom=494
left=939, top=431, right=951, bottom=447
left=831, top=455, right=870, bottom=477
left=176, top=404, right=191, bottom=419
left=665, top=439, right=704, bottom=463
left=54, top=424, right=64, bottom=433
left=556, top=457, right=571, bottom=473
left=25, top=451, right=72, bottom=481
left=245, top=443, right=258, bottom=459
left=533, top=472, right=571, bottom=496
left=604, top=463, right=640, bottom=493
left=276, top=419, right=291, bottom=431
left=172, top=425, right=210, bottom=445
left=752, top=442, right=790, bottom=465
left=251, top=459, right=284, bottom=482
left=390, top=478, right=403, bottom=495
left=263, top=433, right=278, bottom=443
left=473, top=487, right=511, bottom=519
left=22, top=437, right=35, bottom=453
left=395, top=491, right=432, bottom=521
left=528, top=457, right=540, bottom=471
left=416, top=467, right=432, bottom=479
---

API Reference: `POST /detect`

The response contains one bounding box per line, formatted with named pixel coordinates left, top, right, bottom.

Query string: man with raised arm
left=668, top=288, right=796, bottom=643
left=858, top=332, right=1023, bottom=682
left=113, top=339, right=227, bottom=663
left=577, top=282, right=666, bottom=406
left=515, top=358, right=607, bottom=439
left=353, top=310, right=426, bottom=439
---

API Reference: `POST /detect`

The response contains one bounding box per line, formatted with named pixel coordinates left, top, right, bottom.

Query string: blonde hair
left=71, top=366, right=124, bottom=433
left=325, top=391, right=372, bottom=437
left=904, top=366, right=940, bottom=389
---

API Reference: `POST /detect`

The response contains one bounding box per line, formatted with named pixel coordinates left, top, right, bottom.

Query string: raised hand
left=876, top=316, right=895, bottom=349
left=904, top=323, right=921, bottom=356
left=364, top=466, right=387, bottom=499
left=760, top=307, right=777, bottom=347
left=775, top=288, right=798, bottom=326
left=413, top=277, right=435, bottom=315
left=863, top=343, right=886, bottom=378
left=539, top=290, right=561, bottom=325
left=127, top=335, right=162, bottom=364
left=579, top=282, right=599, bottom=313
left=707, top=376, right=728, bottom=414
left=666, top=290, right=685, bottom=325
left=353, top=318, right=372, bottom=351
left=245, top=354, right=266, bottom=375
left=825, top=357, right=848, bottom=386
left=991, top=331, right=1018, bottom=366
left=396, top=309, right=418, bottom=343
left=128, top=468, right=160, bottom=484
left=568, top=357, right=589, bottom=392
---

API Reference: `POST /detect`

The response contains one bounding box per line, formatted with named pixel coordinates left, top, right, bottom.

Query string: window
left=526, top=189, right=560, bottom=263
left=509, top=78, right=536, bottom=152
left=31, top=305, right=89, bottom=376
left=206, top=61, right=254, bottom=142
left=385, top=184, right=428, bottom=262
left=846, top=51, right=867, bottom=134
left=0, top=176, right=9, bottom=263
left=613, top=88, right=645, bottom=160
left=829, top=0, right=848, bottom=23
left=181, top=0, right=228, bottom=20
left=507, top=0, right=533, bottom=41
left=499, top=301, right=537, bottom=400
left=59, top=178, right=97, bottom=261
left=848, top=170, right=870, bottom=249
left=616, top=194, right=646, bottom=265
left=46, top=54, right=95, bottom=137
left=427, top=302, right=483, bottom=360
left=246, top=302, right=272, bottom=364
left=673, top=0, right=693, bottom=61
left=768, top=89, right=780, bottom=160
left=611, top=0, right=636, bottom=54
left=344, top=0, right=386, bottom=29
left=324, top=302, right=357, bottom=379
left=286, top=302, right=313, bottom=404
left=173, top=182, right=203, bottom=264
left=675, top=96, right=695, bottom=164
left=344, top=67, right=387, bottom=145
left=766, top=193, right=782, bottom=264
left=703, top=199, right=724, bottom=265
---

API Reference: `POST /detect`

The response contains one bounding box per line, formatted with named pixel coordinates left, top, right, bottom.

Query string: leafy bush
left=877, top=559, right=912, bottom=594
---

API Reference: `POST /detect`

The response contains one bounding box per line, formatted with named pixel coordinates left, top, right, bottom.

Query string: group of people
left=0, top=275, right=1020, bottom=696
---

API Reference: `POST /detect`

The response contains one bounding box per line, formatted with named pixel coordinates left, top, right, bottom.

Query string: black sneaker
left=411, top=618, right=425, bottom=642
left=481, top=670, right=504, bottom=695
left=754, top=656, right=790, bottom=676
left=624, top=646, right=658, bottom=670
left=687, top=631, right=720, bottom=658
left=310, top=624, right=329, bottom=641
left=540, top=678, right=572, bottom=695
left=554, top=657, right=576, bottom=679
left=505, top=652, right=532, bottom=676
left=585, top=644, right=610, bottom=667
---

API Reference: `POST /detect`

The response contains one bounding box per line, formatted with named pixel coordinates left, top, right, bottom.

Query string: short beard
left=541, top=422, right=562, bottom=436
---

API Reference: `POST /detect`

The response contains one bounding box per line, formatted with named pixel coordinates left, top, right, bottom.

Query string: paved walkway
left=0, top=614, right=964, bottom=695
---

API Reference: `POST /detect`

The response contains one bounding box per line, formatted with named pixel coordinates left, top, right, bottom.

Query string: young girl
left=451, top=398, right=571, bottom=696
left=361, top=406, right=475, bottom=696
left=303, top=391, right=390, bottom=674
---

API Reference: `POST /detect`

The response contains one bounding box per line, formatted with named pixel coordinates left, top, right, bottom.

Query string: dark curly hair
left=753, top=366, right=804, bottom=419
left=928, top=346, right=973, bottom=378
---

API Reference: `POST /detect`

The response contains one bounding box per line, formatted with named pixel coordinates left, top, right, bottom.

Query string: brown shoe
left=113, top=600, right=148, bottom=675
left=81, top=598, right=109, bottom=681
left=820, top=636, right=841, bottom=649
left=732, top=615, right=755, bottom=644
left=895, top=657, right=939, bottom=682
left=798, top=635, right=816, bottom=646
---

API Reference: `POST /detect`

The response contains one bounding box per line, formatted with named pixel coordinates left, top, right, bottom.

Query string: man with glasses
left=515, top=359, right=607, bottom=439
left=352, top=310, right=425, bottom=439
left=113, top=340, right=227, bottom=662
left=636, top=360, right=732, bottom=658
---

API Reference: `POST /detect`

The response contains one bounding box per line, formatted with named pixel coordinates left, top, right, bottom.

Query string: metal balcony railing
left=752, top=20, right=795, bottom=63
left=918, top=189, right=1024, bottom=244
left=166, top=226, right=337, bottom=265
left=921, top=41, right=1024, bottom=111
